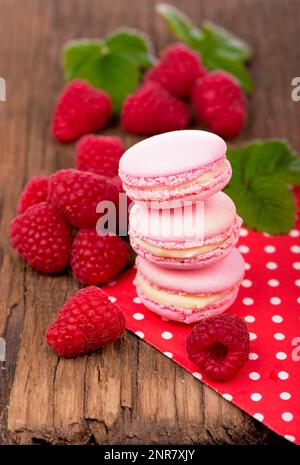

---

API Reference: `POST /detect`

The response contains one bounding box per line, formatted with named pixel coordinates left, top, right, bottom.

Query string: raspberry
left=17, top=176, right=49, bottom=214
left=52, top=79, right=112, bottom=142
left=48, top=169, right=118, bottom=229
left=192, top=71, right=246, bottom=138
left=71, top=229, right=129, bottom=285
left=121, top=82, right=190, bottom=135
left=145, top=43, right=206, bottom=97
left=75, top=134, right=125, bottom=177
left=10, top=202, right=72, bottom=273
left=186, top=315, right=250, bottom=381
left=46, top=286, right=126, bottom=357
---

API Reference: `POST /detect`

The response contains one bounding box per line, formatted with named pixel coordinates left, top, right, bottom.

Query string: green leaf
left=105, top=28, right=155, bottom=68
left=228, top=140, right=300, bottom=184
left=225, top=140, right=300, bottom=234
left=200, top=22, right=251, bottom=62
left=226, top=177, right=296, bottom=235
left=63, top=40, right=102, bottom=81
left=63, top=29, right=155, bottom=113
left=156, top=3, right=201, bottom=48
left=157, top=3, right=253, bottom=93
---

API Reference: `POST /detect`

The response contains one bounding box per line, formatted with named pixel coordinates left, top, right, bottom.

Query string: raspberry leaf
left=225, top=140, right=300, bottom=234
left=157, top=3, right=201, bottom=48
left=200, top=22, right=251, bottom=62
left=157, top=3, right=252, bottom=93
left=63, top=30, right=155, bottom=113
left=105, top=29, right=155, bottom=68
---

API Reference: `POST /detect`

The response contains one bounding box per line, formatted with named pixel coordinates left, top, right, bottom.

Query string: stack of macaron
left=119, top=130, right=245, bottom=324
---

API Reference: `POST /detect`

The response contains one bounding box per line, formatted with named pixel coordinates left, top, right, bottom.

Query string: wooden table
left=0, top=0, right=298, bottom=445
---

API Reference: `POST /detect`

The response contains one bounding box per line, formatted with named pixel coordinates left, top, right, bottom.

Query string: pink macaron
left=135, top=248, right=245, bottom=324
left=129, top=192, right=242, bottom=269
left=119, top=130, right=231, bottom=206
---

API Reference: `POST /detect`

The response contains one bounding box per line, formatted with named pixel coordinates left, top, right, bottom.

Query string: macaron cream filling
left=122, top=162, right=231, bottom=203
left=134, top=237, right=223, bottom=258
left=131, top=215, right=242, bottom=260
left=136, top=273, right=236, bottom=310
left=120, top=158, right=227, bottom=188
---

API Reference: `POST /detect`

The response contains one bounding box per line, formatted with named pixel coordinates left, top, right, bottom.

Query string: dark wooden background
left=0, top=0, right=299, bottom=445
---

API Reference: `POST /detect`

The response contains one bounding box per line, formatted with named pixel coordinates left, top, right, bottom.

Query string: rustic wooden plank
left=1, top=0, right=298, bottom=444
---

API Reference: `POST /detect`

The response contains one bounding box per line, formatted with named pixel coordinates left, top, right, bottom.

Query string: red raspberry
left=71, top=229, right=129, bottom=285
left=52, top=79, right=112, bottom=142
left=121, top=82, right=190, bottom=135
left=46, top=286, right=126, bottom=357
left=145, top=43, right=206, bottom=97
left=186, top=315, right=250, bottom=381
left=48, top=169, right=118, bottom=229
left=75, top=134, right=125, bottom=177
left=10, top=202, right=72, bottom=273
left=17, top=176, right=49, bottom=214
left=192, top=71, right=246, bottom=138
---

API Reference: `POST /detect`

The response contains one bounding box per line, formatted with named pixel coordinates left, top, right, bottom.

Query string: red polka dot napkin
left=104, top=195, right=300, bottom=445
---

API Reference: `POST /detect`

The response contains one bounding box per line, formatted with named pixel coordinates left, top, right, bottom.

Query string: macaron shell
left=136, top=248, right=245, bottom=295
left=119, top=130, right=227, bottom=177
left=129, top=191, right=237, bottom=242
left=136, top=284, right=239, bottom=324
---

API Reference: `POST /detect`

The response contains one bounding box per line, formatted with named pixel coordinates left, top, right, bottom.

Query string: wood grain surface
left=0, top=0, right=299, bottom=445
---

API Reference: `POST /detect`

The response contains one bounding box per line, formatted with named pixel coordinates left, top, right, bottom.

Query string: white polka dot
left=249, top=372, right=260, bottom=380
left=291, top=245, right=300, bottom=253
left=253, top=413, right=264, bottom=422
left=251, top=393, right=262, bottom=401
left=249, top=352, right=259, bottom=360
left=240, top=228, right=248, bottom=237
left=264, top=245, right=276, bottom=253
left=280, top=392, right=291, bottom=400
left=266, top=261, right=278, bottom=270
left=245, top=263, right=251, bottom=270
left=293, top=262, right=300, bottom=270
left=284, top=434, right=295, bottom=443
left=268, top=279, right=280, bottom=287
left=289, top=229, right=299, bottom=237
left=161, top=331, right=173, bottom=340
left=108, top=296, right=116, bottom=303
left=133, top=296, right=141, bottom=304
left=249, top=332, right=257, bottom=341
left=272, top=315, right=283, bottom=323
left=278, top=371, right=289, bottom=380
left=244, top=315, right=255, bottom=323
left=276, top=352, right=287, bottom=360
left=192, top=372, right=202, bottom=380
left=223, top=393, right=233, bottom=401
left=135, top=331, right=144, bottom=339
left=243, top=297, right=254, bottom=306
left=281, top=412, right=293, bottom=422
left=297, top=297, right=300, bottom=304
left=163, top=352, right=173, bottom=359
left=274, top=333, right=285, bottom=340
left=239, top=245, right=249, bottom=254
left=270, top=297, right=281, bottom=305
left=107, top=280, right=116, bottom=286
left=242, top=279, right=252, bottom=288
left=133, top=312, right=144, bottom=320
left=295, top=279, right=300, bottom=287
left=263, top=232, right=271, bottom=237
